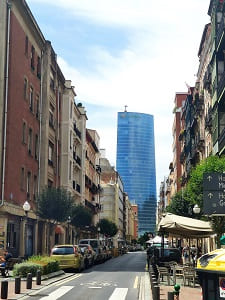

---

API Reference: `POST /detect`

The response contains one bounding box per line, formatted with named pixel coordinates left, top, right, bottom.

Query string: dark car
left=157, top=248, right=182, bottom=265
left=147, top=246, right=182, bottom=265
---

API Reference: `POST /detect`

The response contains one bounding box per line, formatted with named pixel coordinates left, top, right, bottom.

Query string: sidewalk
left=0, top=271, right=74, bottom=300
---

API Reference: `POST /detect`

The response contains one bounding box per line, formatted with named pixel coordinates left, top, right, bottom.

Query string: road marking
left=109, top=288, right=128, bottom=300
left=40, top=286, right=73, bottom=299
left=54, top=274, right=82, bottom=286
left=133, top=276, right=139, bottom=289
left=88, top=286, right=102, bottom=289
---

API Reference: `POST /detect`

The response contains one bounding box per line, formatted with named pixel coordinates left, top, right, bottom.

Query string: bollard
left=1, top=281, right=8, bottom=299
left=26, top=273, right=32, bottom=289
left=36, top=270, right=41, bottom=285
left=168, top=291, right=174, bottom=300
left=174, top=284, right=180, bottom=300
left=151, top=280, right=157, bottom=292
left=15, top=277, right=21, bottom=294
left=152, top=284, right=160, bottom=300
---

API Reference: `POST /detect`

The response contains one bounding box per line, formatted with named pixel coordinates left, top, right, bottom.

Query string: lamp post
left=67, top=216, right=71, bottom=244
left=23, top=200, right=31, bottom=258
left=97, top=227, right=100, bottom=240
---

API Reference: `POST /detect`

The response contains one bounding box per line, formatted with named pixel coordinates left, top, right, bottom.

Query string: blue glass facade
left=116, top=112, right=156, bottom=235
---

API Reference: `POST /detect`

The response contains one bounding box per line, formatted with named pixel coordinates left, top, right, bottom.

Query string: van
left=79, top=239, right=104, bottom=263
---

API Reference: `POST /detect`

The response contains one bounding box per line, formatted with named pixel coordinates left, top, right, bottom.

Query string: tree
left=166, top=189, right=193, bottom=217
left=37, top=187, right=73, bottom=222
left=98, top=219, right=118, bottom=237
left=168, top=156, right=225, bottom=246
left=71, top=205, right=92, bottom=228
left=138, top=232, right=150, bottom=245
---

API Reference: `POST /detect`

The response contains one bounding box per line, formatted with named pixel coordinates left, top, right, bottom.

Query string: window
left=36, top=95, right=39, bottom=119
left=69, top=161, right=72, bottom=180
left=33, top=175, right=37, bottom=200
left=34, top=134, right=38, bottom=159
left=48, top=179, right=53, bottom=188
left=27, top=171, right=31, bottom=199
left=24, top=78, right=28, bottom=99
left=70, top=102, right=73, bottom=119
left=28, top=128, right=32, bottom=155
left=29, top=87, right=33, bottom=112
left=22, top=122, right=26, bottom=144
left=25, top=36, right=28, bottom=56
left=50, top=69, right=55, bottom=90
left=31, top=45, right=35, bottom=70
left=21, top=167, right=25, bottom=190
left=37, top=56, right=41, bottom=78
left=70, top=130, right=72, bottom=149
left=49, top=104, right=54, bottom=128
left=48, top=141, right=54, bottom=166
left=7, top=223, right=16, bottom=248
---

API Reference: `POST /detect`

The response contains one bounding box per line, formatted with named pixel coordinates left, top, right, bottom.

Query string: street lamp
left=23, top=200, right=30, bottom=258
left=193, top=204, right=200, bottom=215
left=67, top=216, right=71, bottom=244
left=97, top=227, right=100, bottom=239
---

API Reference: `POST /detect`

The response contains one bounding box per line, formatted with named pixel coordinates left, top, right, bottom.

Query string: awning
left=55, top=225, right=65, bottom=234
left=157, top=213, right=213, bottom=238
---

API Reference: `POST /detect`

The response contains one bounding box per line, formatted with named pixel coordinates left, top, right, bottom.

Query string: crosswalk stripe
left=40, top=286, right=73, bottom=300
left=54, top=274, right=82, bottom=286
left=109, top=288, right=128, bottom=300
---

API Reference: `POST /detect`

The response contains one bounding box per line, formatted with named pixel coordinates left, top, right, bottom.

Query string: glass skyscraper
left=116, top=112, right=156, bottom=235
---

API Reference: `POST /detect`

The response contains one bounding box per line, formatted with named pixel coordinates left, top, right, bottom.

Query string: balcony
left=205, top=108, right=212, bottom=131
left=180, top=151, right=185, bottom=164
left=217, top=70, right=225, bottom=100
left=216, top=18, right=225, bottom=49
left=196, top=133, right=205, bottom=150
left=85, top=199, right=98, bottom=214
left=219, top=127, right=225, bottom=153
left=73, top=124, right=81, bottom=139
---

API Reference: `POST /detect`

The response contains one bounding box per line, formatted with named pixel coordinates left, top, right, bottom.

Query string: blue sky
left=27, top=0, right=210, bottom=195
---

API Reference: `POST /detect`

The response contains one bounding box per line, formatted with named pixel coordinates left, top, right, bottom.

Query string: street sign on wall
left=203, top=173, right=225, bottom=215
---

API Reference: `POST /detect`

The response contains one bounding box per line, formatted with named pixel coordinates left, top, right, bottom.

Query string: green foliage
left=13, top=262, right=42, bottom=277
left=167, top=155, right=225, bottom=244
left=28, top=256, right=59, bottom=275
left=138, top=232, right=150, bottom=245
left=98, top=218, right=118, bottom=237
left=71, top=205, right=92, bottom=228
left=166, top=190, right=192, bottom=217
left=37, top=187, right=74, bottom=222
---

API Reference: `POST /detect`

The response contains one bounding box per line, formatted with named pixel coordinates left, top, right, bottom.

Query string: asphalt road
left=26, top=251, right=147, bottom=300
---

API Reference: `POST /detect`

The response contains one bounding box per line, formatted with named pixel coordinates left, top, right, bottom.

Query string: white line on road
left=133, top=276, right=139, bottom=289
left=54, top=274, right=82, bottom=286
left=88, top=286, right=102, bottom=289
left=40, top=286, right=73, bottom=300
left=109, top=288, right=128, bottom=300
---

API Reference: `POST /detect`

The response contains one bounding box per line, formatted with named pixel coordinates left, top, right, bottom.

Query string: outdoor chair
left=156, top=265, right=171, bottom=285
left=182, top=266, right=196, bottom=287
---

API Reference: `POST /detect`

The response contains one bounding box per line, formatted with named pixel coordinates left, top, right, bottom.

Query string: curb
left=138, top=272, right=152, bottom=300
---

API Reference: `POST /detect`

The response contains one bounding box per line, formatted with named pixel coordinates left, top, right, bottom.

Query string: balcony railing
left=205, top=107, right=212, bottom=131
left=219, top=127, right=225, bottom=152
left=217, top=70, right=225, bottom=100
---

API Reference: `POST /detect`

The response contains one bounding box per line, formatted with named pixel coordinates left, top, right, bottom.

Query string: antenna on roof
left=124, top=105, right=128, bottom=112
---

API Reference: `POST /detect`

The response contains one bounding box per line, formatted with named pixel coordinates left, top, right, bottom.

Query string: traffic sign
left=203, top=173, right=225, bottom=191
left=203, top=191, right=225, bottom=215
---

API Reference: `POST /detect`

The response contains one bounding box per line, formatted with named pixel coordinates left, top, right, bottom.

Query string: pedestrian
left=0, top=249, right=12, bottom=276
left=182, top=245, right=189, bottom=264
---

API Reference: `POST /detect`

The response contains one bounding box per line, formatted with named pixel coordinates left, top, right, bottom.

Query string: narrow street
left=24, top=252, right=147, bottom=300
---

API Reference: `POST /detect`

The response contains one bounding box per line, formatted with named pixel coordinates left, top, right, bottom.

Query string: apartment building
left=0, top=0, right=45, bottom=257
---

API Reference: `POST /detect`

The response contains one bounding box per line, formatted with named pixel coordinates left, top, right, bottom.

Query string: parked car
left=79, top=244, right=96, bottom=268
left=51, top=244, right=85, bottom=271
left=79, top=239, right=105, bottom=263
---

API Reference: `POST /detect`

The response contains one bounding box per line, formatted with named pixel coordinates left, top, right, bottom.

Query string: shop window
left=7, top=223, right=16, bottom=248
